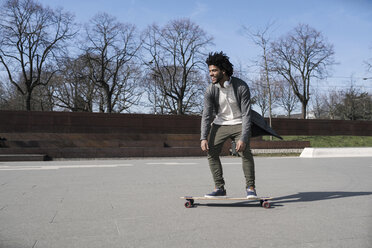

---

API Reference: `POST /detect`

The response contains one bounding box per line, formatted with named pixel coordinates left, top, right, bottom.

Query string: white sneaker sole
left=204, top=195, right=228, bottom=198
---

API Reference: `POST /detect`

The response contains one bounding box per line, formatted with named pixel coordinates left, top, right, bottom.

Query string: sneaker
left=246, top=188, right=257, bottom=199
left=204, top=188, right=227, bottom=198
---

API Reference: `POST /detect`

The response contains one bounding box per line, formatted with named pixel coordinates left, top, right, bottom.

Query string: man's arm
left=239, top=83, right=252, bottom=144
left=200, top=139, right=209, bottom=151
left=235, top=140, right=246, bottom=152
left=200, top=85, right=214, bottom=142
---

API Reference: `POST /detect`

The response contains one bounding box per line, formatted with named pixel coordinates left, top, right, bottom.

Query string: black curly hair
left=206, top=51, right=234, bottom=77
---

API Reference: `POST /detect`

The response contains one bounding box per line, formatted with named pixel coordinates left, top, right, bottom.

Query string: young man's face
left=208, top=65, right=225, bottom=84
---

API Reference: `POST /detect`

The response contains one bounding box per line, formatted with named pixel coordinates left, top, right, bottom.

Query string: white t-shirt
left=213, top=80, right=242, bottom=125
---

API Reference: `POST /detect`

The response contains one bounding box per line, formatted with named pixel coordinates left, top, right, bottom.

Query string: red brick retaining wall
left=1, top=110, right=371, bottom=136
left=0, top=110, right=370, bottom=158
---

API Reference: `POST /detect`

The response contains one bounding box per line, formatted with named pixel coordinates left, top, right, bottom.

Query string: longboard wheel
left=262, top=201, right=270, bottom=209
left=184, top=201, right=193, bottom=208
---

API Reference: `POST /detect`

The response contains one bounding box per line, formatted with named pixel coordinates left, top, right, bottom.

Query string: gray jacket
left=201, top=76, right=282, bottom=143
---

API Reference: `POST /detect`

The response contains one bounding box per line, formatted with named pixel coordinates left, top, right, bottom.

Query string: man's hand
left=236, top=140, right=246, bottom=152
left=201, top=139, right=209, bottom=152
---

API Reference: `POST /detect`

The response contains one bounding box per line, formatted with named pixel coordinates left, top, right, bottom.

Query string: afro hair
left=206, top=51, right=234, bottom=77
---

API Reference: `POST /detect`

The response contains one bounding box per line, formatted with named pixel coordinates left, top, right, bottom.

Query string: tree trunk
left=107, top=98, right=112, bottom=113
left=177, top=99, right=183, bottom=115
left=301, top=101, right=307, bottom=119
left=26, top=92, right=32, bottom=111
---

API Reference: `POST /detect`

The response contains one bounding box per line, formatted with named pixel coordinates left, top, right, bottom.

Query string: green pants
left=207, top=124, right=255, bottom=189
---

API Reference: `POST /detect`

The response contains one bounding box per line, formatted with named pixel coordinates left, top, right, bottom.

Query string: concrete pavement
left=0, top=156, right=371, bottom=248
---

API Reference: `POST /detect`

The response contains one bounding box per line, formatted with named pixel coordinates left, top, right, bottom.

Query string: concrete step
left=300, top=147, right=372, bottom=158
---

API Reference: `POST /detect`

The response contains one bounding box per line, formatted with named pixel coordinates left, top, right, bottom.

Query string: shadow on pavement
left=273, top=191, right=372, bottom=204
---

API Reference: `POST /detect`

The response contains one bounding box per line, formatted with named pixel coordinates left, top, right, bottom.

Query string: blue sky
left=37, top=0, right=372, bottom=92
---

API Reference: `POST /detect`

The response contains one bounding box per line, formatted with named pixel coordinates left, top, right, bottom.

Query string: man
left=201, top=51, right=281, bottom=199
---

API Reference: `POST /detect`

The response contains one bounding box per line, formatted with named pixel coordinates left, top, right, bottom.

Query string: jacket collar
left=215, top=77, right=232, bottom=89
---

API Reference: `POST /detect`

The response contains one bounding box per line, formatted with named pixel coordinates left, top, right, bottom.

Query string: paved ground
left=0, top=156, right=371, bottom=248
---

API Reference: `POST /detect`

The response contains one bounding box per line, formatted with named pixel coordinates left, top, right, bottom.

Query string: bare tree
left=83, top=13, right=142, bottom=113
left=142, top=19, right=213, bottom=115
left=311, top=78, right=372, bottom=120
left=52, top=55, right=96, bottom=112
left=143, top=70, right=168, bottom=114
left=109, top=64, right=142, bottom=113
left=335, top=84, right=372, bottom=120
left=31, top=69, right=57, bottom=111
left=321, top=90, right=340, bottom=119
left=0, top=79, right=8, bottom=109
left=310, top=88, right=325, bottom=119
left=311, top=88, right=344, bottom=120
left=0, top=0, right=77, bottom=110
left=233, top=60, right=250, bottom=82
left=250, top=73, right=280, bottom=117
left=270, top=24, right=335, bottom=119
left=277, top=80, right=299, bottom=118
left=243, top=22, right=276, bottom=126
left=0, top=77, right=24, bottom=110
left=250, top=76, right=270, bottom=117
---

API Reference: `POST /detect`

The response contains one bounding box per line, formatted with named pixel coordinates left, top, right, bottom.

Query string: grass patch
left=262, top=136, right=372, bottom=148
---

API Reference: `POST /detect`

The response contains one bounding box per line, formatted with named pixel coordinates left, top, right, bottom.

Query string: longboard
left=180, top=196, right=273, bottom=208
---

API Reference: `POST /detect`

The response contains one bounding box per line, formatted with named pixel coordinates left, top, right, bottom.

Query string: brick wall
left=1, top=110, right=371, bottom=136
left=0, top=110, right=371, bottom=158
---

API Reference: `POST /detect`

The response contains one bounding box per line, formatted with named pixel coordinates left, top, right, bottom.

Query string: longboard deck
left=181, top=196, right=273, bottom=200
left=181, top=196, right=273, bottom=208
